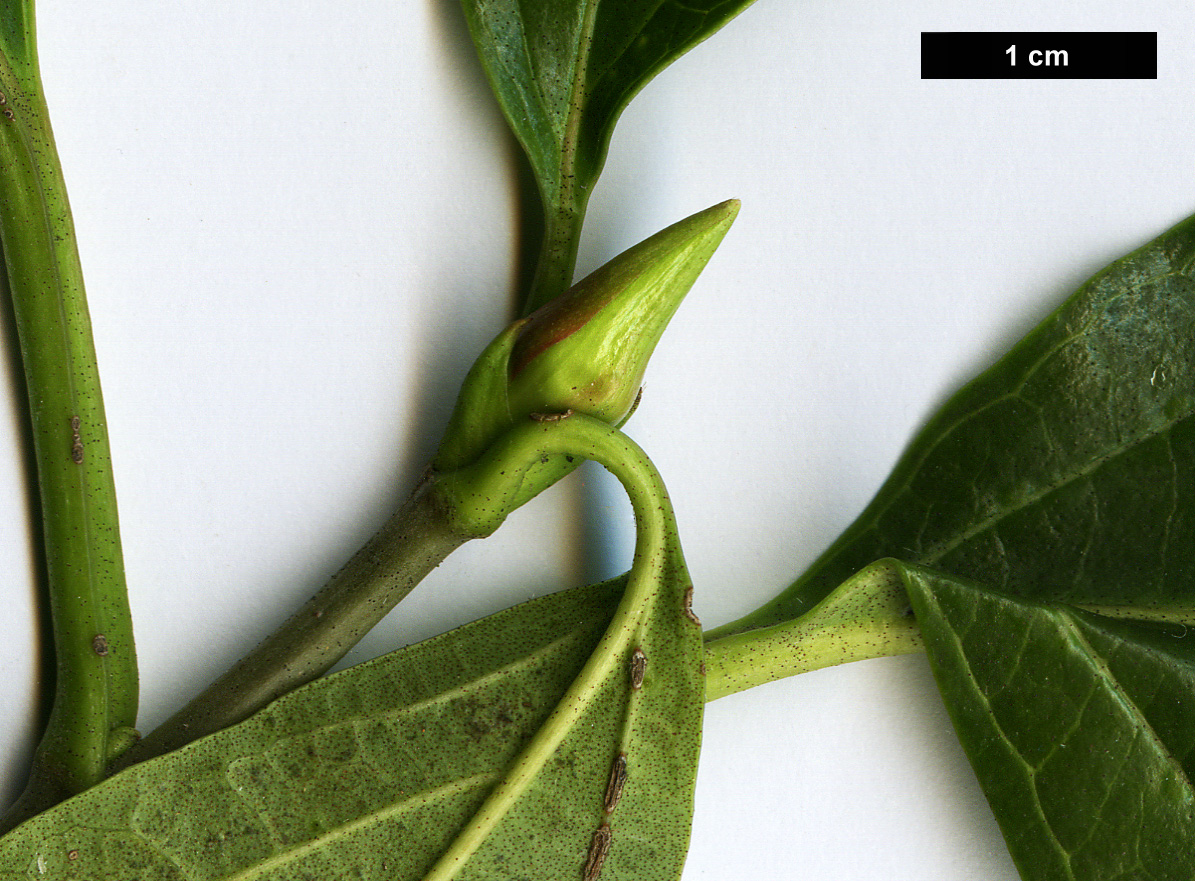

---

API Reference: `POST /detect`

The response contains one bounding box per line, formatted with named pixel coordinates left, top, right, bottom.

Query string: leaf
left=459, top=0, right=756, bottom=309
left=713, top=210, right=1195, bottom=638
left=0, top=568, right=704, bottom=880
left=460, top=0, right=753, bottom=216
left=0, top=0, right=34, bottom=74
left=905, top=566, right=1195, bottom=881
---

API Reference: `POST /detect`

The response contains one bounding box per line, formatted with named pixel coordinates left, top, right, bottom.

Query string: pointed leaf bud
left=508, top=198, right=739, bottom=423
left=434, top=199, right=738, bottom=471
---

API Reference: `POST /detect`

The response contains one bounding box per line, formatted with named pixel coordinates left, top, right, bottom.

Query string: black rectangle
left=921, top=32, right=1157, bottom=79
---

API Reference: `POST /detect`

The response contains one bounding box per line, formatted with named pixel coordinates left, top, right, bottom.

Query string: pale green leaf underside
left=0, top=569, right=703, bottom=881
left=907, top=569, right=1195, bottom=881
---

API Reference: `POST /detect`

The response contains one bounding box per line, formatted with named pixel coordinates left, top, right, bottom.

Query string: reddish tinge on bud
left=434, top=199, right=738, bottom=471
left=507, top=199, right=739, bottom=424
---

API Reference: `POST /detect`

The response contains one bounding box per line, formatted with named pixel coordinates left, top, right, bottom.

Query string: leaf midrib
left=554, top=0, right=599, bottom=207
left=921, top=407, right=1189, bottom=591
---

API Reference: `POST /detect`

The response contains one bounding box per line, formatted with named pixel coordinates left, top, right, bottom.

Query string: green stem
left=701, top=559, right=925, bottom=702
left=119, top=425, right=615, bottom=768
left=117, top=416, right=666, bottom=773
left=112, top=475, right=472, bottom=770
left=517, top=0, right=598, bottom=318
left=0, top=6, right=137, bottom=829
left=521, top=201, right=585, bottom=316
left=698, top=560, right=1195, bottom=703
left=440, top=413, right=671, bottom=544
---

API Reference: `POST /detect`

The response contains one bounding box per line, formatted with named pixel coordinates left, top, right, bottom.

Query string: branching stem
left=112, top=475, right=471, bottom=770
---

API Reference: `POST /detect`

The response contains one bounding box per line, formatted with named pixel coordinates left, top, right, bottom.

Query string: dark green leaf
left=0, top=570, right=704, bottom=880
left=714, top=211, right=1195, bottom=638
left=906, top=566, right=1195, bottom=881
left=460, top=0, right=754, bottom=212
left=459, top=0, right=756, bottom=309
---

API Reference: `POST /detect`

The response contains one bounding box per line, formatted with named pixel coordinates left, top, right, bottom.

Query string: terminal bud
left=435, top=199, right=738, bottom=470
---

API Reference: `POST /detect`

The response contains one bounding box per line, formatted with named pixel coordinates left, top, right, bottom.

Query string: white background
left=2, top=1, right=1193, bottom=878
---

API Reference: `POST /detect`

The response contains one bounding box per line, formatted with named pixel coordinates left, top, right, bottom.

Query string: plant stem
left=522, top=203, right=584, bottom=316
left=116, top=416, right=657, bottom=770
left=112, top=474, right=472, bottom=770
left=701, top=559, right=925, bottom=702
left=0, top=7, right=137, bottom=829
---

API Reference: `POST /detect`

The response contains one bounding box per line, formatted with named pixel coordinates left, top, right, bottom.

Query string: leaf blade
left=459, top=0, right=757, bottom=309
left=714, top=211, right=1195, bottom=637
left=0, top=581, right=618, bottom=878
left=0, top=0, right=34, bottom=76
left=906, top=567, right=1195, bottom=881
left=424, top=420, right=706, bottom=880
left=463, top=0, right=755, bottom=207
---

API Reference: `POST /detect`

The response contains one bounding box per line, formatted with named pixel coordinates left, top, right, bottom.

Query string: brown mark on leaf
left=529, top=408, right=574, bottom=423
left=1, top=109, right=13, bottom=121
left=629, top=648, right=647, bottom=690
left=67, top=850, right=79, bottom=861
left=603, top=753, right=628, bottom=813
left=583, top=824, right=612, bottom=881
left=70, top=416, right=84, bottom=464
left=92, top=634, right=109, bottom=657
left=683, top=586, right=701, bottom=626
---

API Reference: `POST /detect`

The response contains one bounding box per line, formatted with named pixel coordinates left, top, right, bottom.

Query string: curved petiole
left=426, top=412, right=695, bottom=878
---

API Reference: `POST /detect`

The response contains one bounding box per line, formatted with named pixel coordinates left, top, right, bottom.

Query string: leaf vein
left=219, top=773, right=496, bottom=881
left=931, top=595, right=1076, bottom=876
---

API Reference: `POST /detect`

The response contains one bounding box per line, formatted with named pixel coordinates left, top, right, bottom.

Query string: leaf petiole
left=428, top=412, right=701, bottom=878
left=702, top=559, right=924, bottom=701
